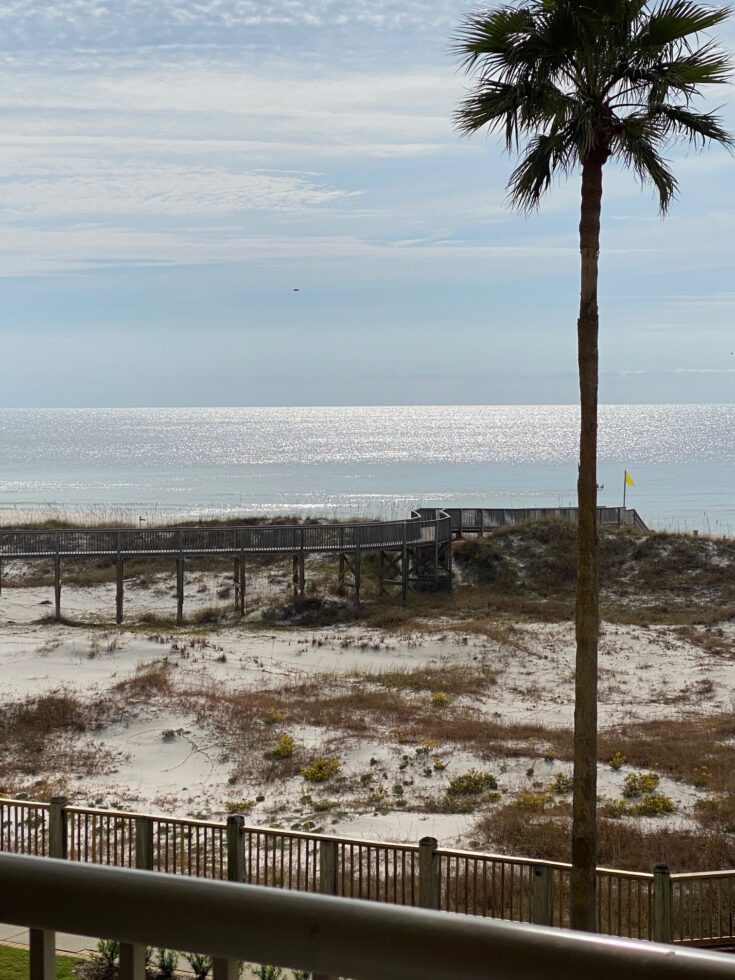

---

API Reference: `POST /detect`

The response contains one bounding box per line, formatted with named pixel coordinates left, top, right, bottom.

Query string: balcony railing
left=3, top=796, right=735, bottom=947
left=2, top=852, right=734, bottom=980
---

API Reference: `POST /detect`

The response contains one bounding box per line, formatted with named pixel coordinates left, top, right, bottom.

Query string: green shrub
left=74, top=940, right=119, bottom=979
left=630, top=793, right=676, bottom=817
left=441, top=794, right=479, bottom=814
left=512, top=791, right=552, bottom=811
left=183, top=953, right=213, bottom=980
left=623, top=772, right=660, bottom=798
left=609, top=751, right=626, bottom=771
left=155, top=948, right=178, bottom=978
left=272, top=733, right=295, bottom=759
left=549, top=772, right=573, bottom=795
left=692, top=764, right=712, bottom=788
left=251, top=967, right=284, bottom=980
left=301, top=756, right=341, bottom=782
left=430, top=692, right=451, bottom=709
left=446, top=769, right=497, bottom=796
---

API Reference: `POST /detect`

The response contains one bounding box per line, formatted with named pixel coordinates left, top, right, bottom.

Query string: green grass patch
left=0, top=944, right=80, bottom=979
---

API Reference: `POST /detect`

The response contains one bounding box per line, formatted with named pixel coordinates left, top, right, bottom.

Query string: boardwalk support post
left=298, top=528, right=305, bottom=598
left=354, top=540, right=361, bottom=613
left=401, top=523, right=409, bottom=606
left=116, top=558, right=124, bottom=625
left=419, top=836, right=440, bottom=910
left=54, top=555, right=61, bottom=622
left=532, top=865, right=553, bottom=926
left=238, top=554, right=245, bottom=617
left=176, top=560, right=184, bottom=625
left=653, top=864, right=672, bottom=943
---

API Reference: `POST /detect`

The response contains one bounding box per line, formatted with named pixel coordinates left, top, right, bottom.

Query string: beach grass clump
left=300, top=756, right=341, bottom=783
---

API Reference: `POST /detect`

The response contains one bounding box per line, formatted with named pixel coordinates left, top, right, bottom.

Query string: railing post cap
left=419, top=836, right=437, bottom=848
left=226, top=813, right=245, bottom=829
left=654, top=863, right=670, bottom=874
left=50, top=796, right=68, bottom=807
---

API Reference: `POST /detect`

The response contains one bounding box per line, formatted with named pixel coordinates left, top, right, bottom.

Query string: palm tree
left=454, top=0, right=732, bottom=931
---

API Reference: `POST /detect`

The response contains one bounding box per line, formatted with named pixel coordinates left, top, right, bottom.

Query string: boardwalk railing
left=0, top=514, right=453, bottom=558
left=418, top=506, right=648, bottom=535
left=6, top=854, right=735, bottom=980
left=2, top=796, right=732, bottom=947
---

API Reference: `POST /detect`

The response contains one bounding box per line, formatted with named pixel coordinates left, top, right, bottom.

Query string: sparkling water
left=0, top=405, right=733, bottom=533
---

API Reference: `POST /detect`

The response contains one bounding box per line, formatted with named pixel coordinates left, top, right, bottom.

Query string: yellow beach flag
left=623, top=469, right=635, bottom=510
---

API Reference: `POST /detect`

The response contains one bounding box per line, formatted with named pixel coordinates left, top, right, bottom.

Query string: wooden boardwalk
left=0, top=511, right=454, bottom=623
left=0, top=506, right=646, bottom=624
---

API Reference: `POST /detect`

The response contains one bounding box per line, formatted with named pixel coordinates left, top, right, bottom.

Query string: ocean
left=0, top=405, right=733, bottom=533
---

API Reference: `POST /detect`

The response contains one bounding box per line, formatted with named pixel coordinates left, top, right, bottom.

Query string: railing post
left=49, top=796, right=68, bottom=859
left=120, top=817, right=155, bottom=979
left=119, top=943, right=145, bottom=980
left=227, top=814, right=245, bottom=882
left=314, top=839, right=339, bottom=980
left=214, top=816, right=246, bottom=980
left=531, top=865, right=553, bottom=926
left=419, top=836, right=440, bottom=910
left=653, top=864, right=672, bottom=943
left=320, top=838, right=338, bottom=896
left=34, top=797, right=68, bottom=980
left=29, top=927, right=56, bottom=980
left=135, top=816, right=154, bottom=871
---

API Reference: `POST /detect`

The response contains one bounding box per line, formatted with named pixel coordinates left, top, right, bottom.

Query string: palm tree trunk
left=571, top=150, right=605, bottom=932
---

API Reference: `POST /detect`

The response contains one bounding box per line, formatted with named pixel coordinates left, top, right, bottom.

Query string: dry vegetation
left=0, top=688, right=120, bottom=789
left=455, top=520, right=735, bottom=626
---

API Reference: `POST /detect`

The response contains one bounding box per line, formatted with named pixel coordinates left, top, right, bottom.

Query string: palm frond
left=612, top=116, right=679, bottom=211
left=657, top=104, right=735, bottom=146
left=507, top=127, right=577, bottom=210
left=635, top=0, right=731, bottom=54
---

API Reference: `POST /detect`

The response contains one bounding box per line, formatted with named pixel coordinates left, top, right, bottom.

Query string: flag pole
left=623, top=469, right=627, bottom=511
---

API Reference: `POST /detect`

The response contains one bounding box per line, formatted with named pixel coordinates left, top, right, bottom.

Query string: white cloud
left=0, top=160, right=356, bottom=217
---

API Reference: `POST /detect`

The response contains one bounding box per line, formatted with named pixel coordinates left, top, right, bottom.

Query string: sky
left=0, top=0, right=734, bottom=407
